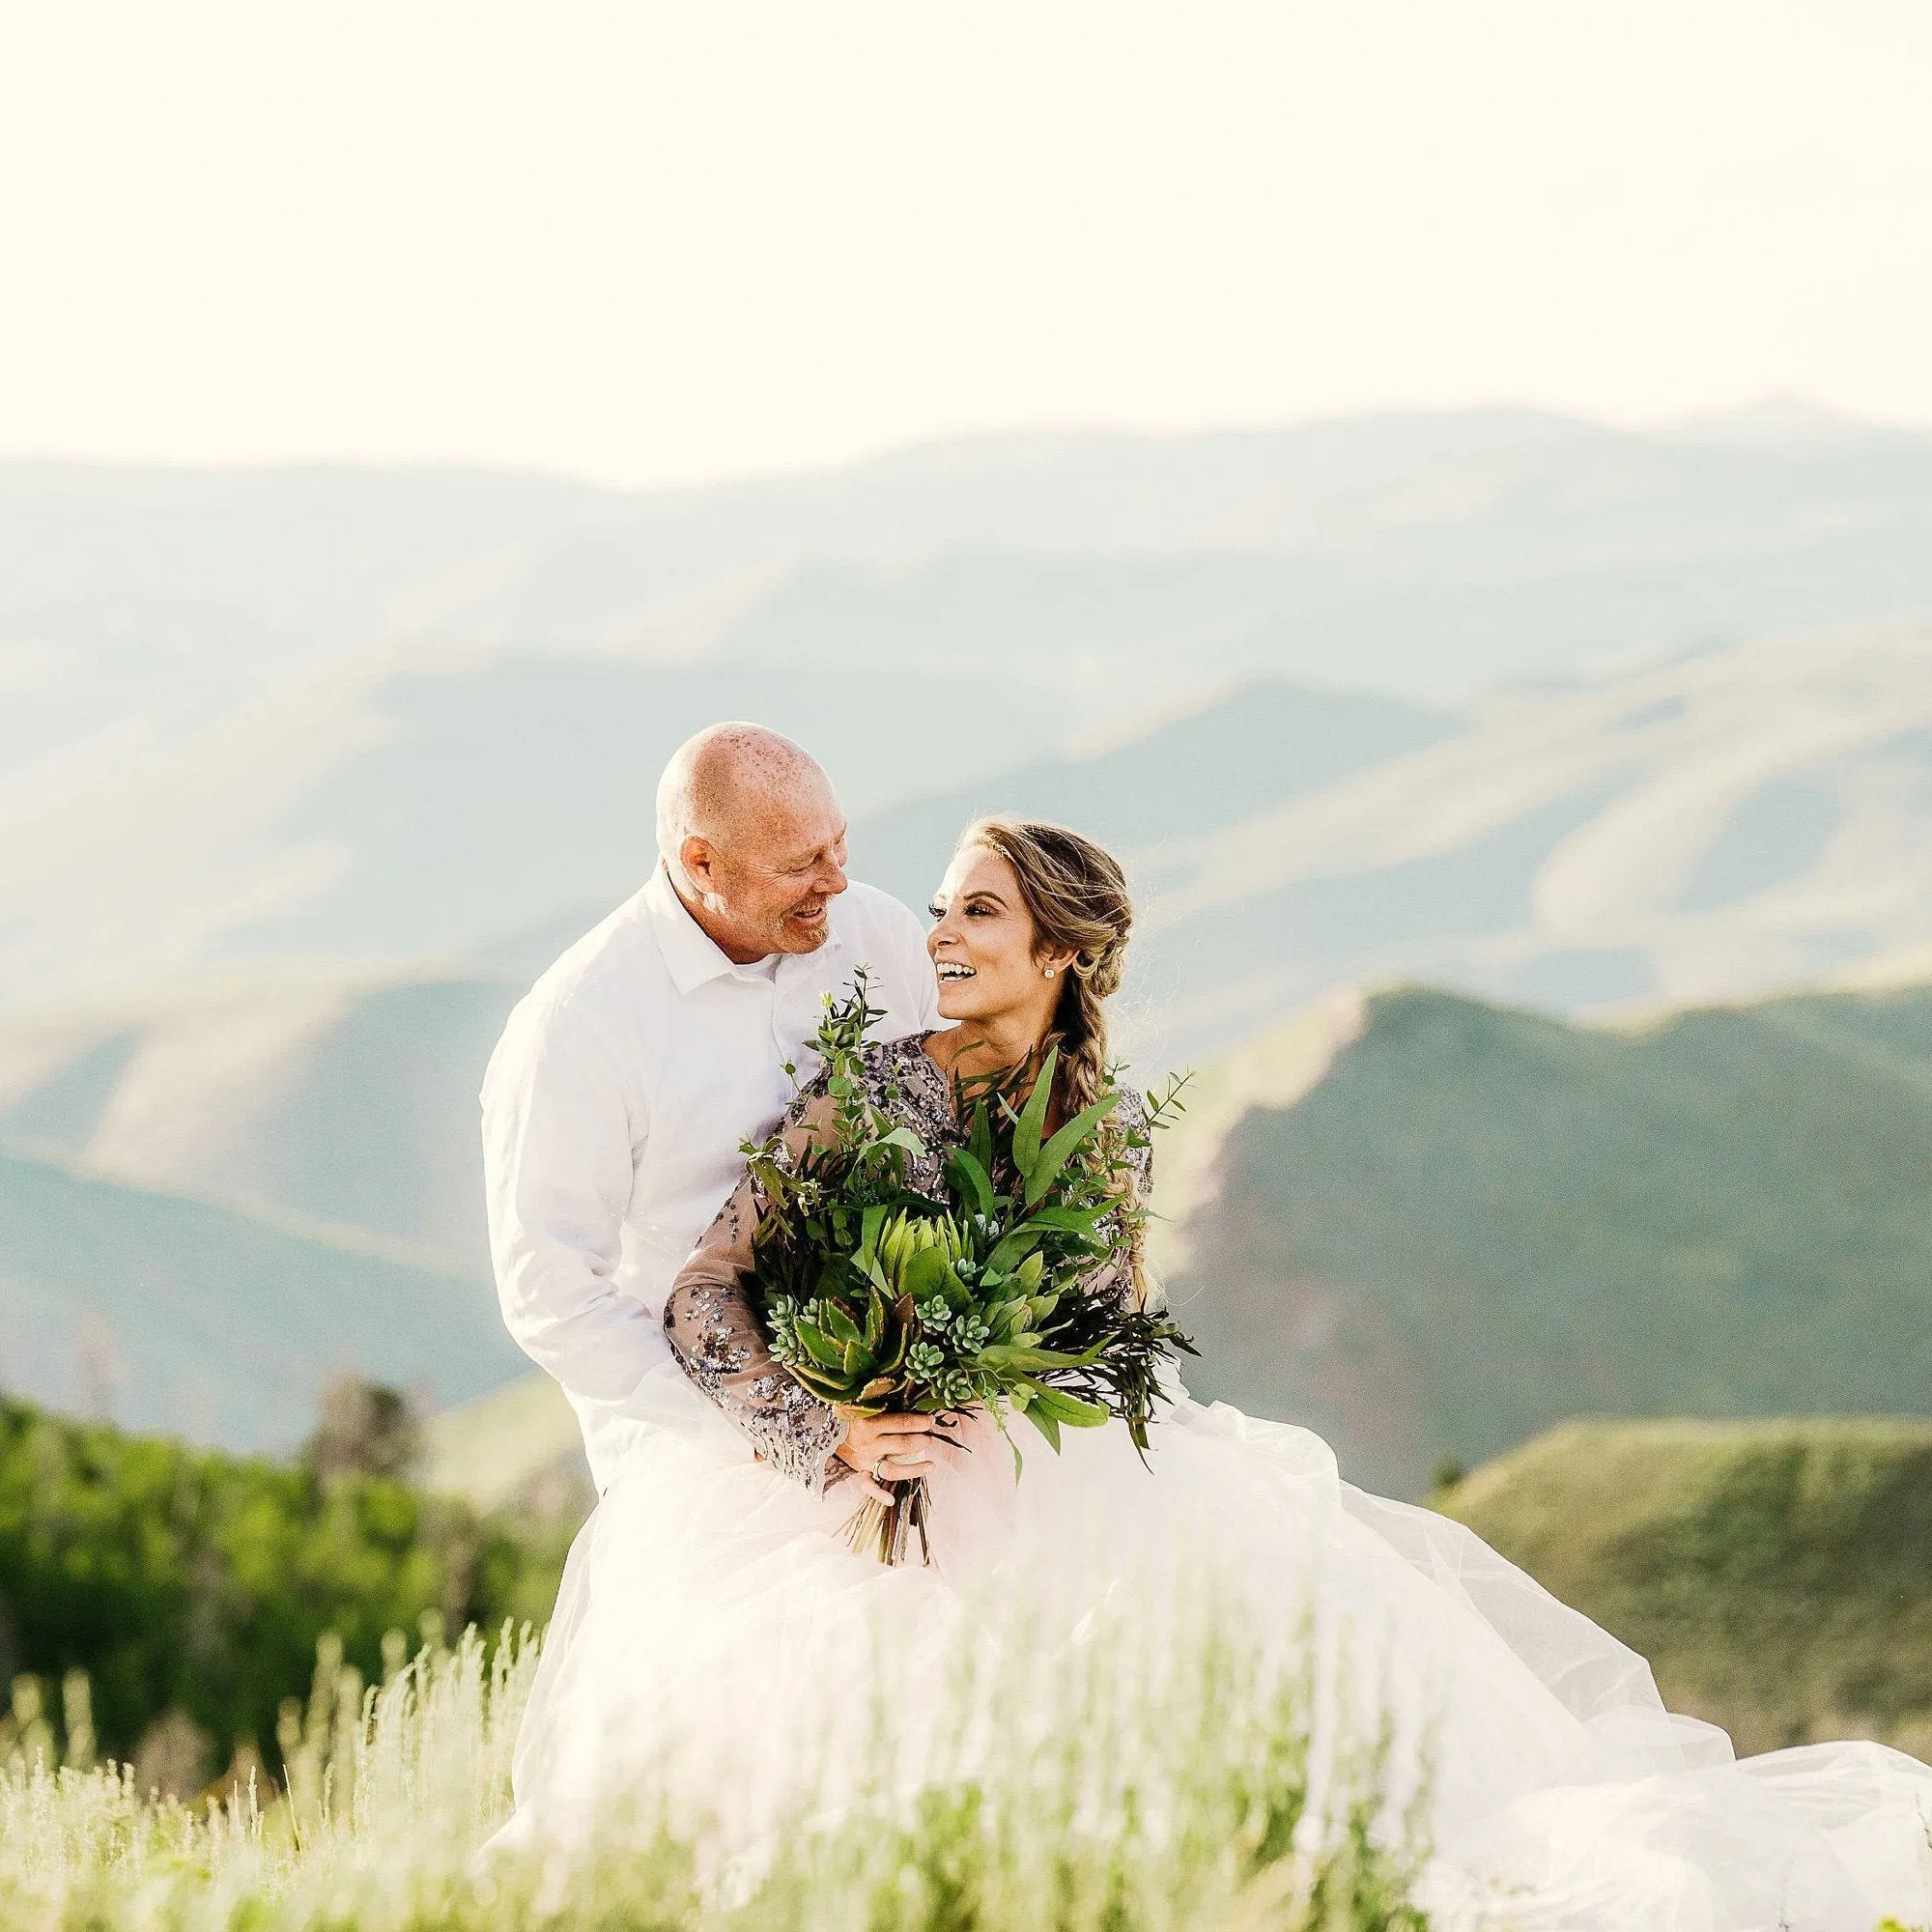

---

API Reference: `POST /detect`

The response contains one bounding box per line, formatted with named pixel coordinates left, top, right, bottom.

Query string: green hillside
left=0, top=969, right=525, bottom=1271
left=0, top=1144, right=522, bottom=1452
left=1169, top=980, right=1932, bottom=1495
left=1437, top=1418, right=1932, bottom=1756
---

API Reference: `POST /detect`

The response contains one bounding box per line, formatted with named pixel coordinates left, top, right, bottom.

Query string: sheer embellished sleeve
left=664, top=1090, right=851, bottom=1495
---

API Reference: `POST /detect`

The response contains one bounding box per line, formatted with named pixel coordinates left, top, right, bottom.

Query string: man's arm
left=480, top=999, right=668, bottom=1407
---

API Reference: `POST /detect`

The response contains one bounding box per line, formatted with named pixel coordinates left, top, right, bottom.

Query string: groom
left=480, top=723, right=940, bottom=1495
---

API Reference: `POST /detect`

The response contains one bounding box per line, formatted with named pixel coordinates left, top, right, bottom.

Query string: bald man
left=480, top=724, right=940, bottom=1493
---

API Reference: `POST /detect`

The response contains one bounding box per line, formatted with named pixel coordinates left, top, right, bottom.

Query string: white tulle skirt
left=499, top=1378, right=1932, bottom=1930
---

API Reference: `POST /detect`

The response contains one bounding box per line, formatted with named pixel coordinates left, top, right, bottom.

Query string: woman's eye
left=926, top=903, right=945, bottom=921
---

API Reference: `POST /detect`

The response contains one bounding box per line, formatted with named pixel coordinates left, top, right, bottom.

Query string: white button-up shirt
left=480, top=866, right=941, bottom=1492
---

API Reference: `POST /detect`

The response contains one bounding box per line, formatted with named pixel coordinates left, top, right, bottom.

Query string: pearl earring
left=1043, top=967, right=1056, bottom=978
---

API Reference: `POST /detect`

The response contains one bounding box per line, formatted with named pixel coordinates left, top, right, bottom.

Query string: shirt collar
left=641, top=864, right=845, bottom=997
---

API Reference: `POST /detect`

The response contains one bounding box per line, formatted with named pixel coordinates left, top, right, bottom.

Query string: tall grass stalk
left=0, top=1603, right=1429, bottom=1931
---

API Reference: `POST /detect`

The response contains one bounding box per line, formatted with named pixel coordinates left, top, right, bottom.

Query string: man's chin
left=777, top=916, right=831, bottom=954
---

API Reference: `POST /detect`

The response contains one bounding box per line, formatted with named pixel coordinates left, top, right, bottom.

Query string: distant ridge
left=1170, top=977, right=1932, bottom=1495
left=1440, top=1417, right=1932, bottom=1755
left=0, top=1140, right=517, bottom=1452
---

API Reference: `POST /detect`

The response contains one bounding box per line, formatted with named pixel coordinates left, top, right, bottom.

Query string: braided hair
left=955, top=816, right=1132, bottom=1122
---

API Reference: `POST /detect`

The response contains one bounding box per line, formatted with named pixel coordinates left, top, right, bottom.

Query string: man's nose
left=816, top=855, right=848, bottom=895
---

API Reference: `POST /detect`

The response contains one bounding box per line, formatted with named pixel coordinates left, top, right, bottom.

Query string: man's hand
left=835, top=1408, right=971, bottom=1505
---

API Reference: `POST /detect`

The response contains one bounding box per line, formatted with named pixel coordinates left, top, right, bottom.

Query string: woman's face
left=927, top=847, right=1069, bottom=1029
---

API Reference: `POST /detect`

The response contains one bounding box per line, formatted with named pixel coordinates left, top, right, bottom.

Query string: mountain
left=1164, top=978, right=1932, bottom=1496
left=1437, top=1418, right=1932, bottom=1757
left=5, top=626, right=1930, bottom=1061
left=0, top=645, right=1065, bottom=1013
left=847, top=678, right=1467, bottom=916
left=0, top=966, right=522, bottom=1270
left=4, top=629, right=1932, bottom=1292
left=1125, top=626, right=1932, bottom=1063
left=870, top=625, right=1932, bottom=1066
left=9, top=407, right=1932, bottom=839
left=0, top=1143, right=519, bottom=1452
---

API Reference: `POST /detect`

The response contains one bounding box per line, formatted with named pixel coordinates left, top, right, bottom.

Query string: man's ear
left=680, top=835, right=715, bottom=892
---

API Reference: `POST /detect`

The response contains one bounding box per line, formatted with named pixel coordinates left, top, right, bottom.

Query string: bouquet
left=740, top=970, right=1194, bottom=1564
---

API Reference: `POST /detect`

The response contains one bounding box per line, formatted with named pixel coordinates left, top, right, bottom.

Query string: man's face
left=681, top=776, right=850, bottom=960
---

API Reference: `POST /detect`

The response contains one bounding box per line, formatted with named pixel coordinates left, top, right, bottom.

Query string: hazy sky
left=4, top=1, right=1929, bottom=488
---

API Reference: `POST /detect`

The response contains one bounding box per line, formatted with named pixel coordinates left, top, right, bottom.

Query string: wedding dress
left=502, top=1035, right=1932, bottom=1930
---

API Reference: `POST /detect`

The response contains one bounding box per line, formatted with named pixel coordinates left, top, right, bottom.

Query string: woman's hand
left=835, top=1408, right=972, bottom=1504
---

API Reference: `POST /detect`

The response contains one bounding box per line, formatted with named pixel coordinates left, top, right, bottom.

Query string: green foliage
left=0, top=1604, right=1428, bottom=1932
left=1177, top=981, right=1932, bottom=1496
left=743, top=976, right=1194, bottom=1557
left=0, top=1397, right=564, bottom=1773
left=1440, top=1415, right=1932, bottom=1756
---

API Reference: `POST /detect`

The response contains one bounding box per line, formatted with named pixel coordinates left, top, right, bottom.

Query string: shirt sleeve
left=480, top=995, right=670, bottom=1412
left=891, top=892, right=943, bottom=1032
left=661, top=1089, right=851, bottom=1494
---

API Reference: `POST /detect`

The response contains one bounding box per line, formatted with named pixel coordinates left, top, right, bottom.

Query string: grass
left=1437, top=1416, right=1932, bottom=1758
left=1173, top=981, right=1932, bottom=1497
left=0, top=1605, right=1432, bottom=1932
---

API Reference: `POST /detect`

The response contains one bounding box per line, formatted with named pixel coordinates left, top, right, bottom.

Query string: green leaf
left=1029, top=1385, right=1110, bottom=1428
left=946, top=1148, right=995, bottom=1218
left=789, top=1364, right=850, bottom=1401
left=879, top=1301, right=914, bottom=1372
left=1020, top=1402, right=1062, bottom=1453
left=969, top=1098, right=995, bottom=1177
left=857, top=1204, right=889, bottom=1269
left=1024, top=1092, right=1122, bottom=1206
left=984, top=1226, right=1044, bottom=1276
left=795, top=1321, right=844, bottom=1372
left=1012, top=1045, right=1058, bottom=1179
left=901, top=1247, right=972, bottom=1311
left=975, top=1342, right=1103, bottom=1373
left=820, top=1301, right=864, bottom=1348
left=1025, top=1204, right=1109, bottom=1238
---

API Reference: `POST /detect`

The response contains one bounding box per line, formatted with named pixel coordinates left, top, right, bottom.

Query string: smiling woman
left=925, top=816, right=1134, bottom=1126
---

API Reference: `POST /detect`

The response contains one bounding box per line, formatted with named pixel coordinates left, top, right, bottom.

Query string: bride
left=504, top=815, right=1932, bottom=1929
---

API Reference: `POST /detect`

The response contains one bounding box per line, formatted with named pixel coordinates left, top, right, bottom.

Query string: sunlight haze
left=3, top=0, right=1929, bottom=485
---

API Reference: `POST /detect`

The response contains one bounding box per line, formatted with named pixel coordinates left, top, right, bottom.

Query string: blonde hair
left=955, top=815, right=1132, bottom=1121
left=956, top=815, right=1148, bottom=1304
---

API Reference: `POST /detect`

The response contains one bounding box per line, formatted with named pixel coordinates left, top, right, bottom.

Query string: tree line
left=0, top=1385, right=569, bottom=1792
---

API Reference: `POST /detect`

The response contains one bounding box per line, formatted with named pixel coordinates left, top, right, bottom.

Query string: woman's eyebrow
left=964, top=892, right=1008, bottom=910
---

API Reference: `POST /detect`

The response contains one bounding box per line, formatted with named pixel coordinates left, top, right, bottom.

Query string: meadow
left=0, top=1615, right=1432, bottom=1932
